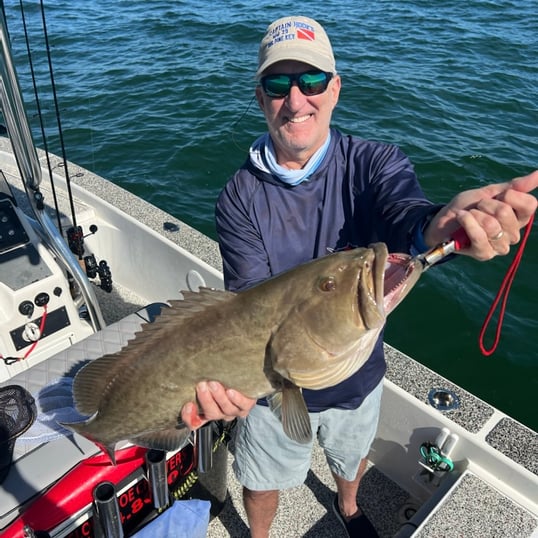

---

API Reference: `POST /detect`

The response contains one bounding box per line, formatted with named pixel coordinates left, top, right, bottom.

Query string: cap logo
left=265, top=20, right=316, bottom=50
left=297, top=27, right=315, bottom=41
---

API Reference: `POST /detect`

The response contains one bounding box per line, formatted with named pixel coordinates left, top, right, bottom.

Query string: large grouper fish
left=63, top=243, right=421, bottom=462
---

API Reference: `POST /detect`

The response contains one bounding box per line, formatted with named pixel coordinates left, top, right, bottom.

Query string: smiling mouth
left=287, top=114, right=312, bottom=124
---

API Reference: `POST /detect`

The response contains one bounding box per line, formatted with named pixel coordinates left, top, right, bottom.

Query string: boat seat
left=1, top=303, right=165, bottom=399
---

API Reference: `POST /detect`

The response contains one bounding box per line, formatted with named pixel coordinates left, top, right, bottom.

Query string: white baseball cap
left=256, top=16, right=336, bottom=78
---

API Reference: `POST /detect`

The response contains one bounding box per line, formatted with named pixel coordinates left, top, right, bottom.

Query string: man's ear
left=255, top=85, right=265, bottom=112
left=330, top=74, right=341, bottom=109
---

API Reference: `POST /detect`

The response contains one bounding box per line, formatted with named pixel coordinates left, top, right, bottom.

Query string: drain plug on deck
left=397, top=501, right=420, bottom=524
left=428, top=388, right=460, bottom=411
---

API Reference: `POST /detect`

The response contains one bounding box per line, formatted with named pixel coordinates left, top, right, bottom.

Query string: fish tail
left=60, top=420, right=117, bottom=465
left=59, top=418, right=87, bottom=437
left=96, top=441, right=117, bottom=466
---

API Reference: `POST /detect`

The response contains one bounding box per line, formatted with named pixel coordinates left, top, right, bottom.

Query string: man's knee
left=243, top=488, right=279, bottom=502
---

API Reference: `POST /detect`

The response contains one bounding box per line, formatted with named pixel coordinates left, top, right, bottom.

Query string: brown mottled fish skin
left=63, top=243, right=421, bottom=461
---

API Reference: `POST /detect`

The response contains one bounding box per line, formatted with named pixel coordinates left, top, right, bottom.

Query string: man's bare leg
left=332, top=457, right=368, bottom=519
left=243, top=488, right=279, bottom=538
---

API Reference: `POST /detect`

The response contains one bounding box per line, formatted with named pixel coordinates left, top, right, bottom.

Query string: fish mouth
left=276, top=246, right=422, bottom=391
left=383, top=253, right=422, bottom=313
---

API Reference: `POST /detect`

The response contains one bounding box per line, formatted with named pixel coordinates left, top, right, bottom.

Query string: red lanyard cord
left=0, top=306, right=49, bottom=365
left=478, top=213, right=535, bottom=356
left=21, top=304, right=49, bottom=359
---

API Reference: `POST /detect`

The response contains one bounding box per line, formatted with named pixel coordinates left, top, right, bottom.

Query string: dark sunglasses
left=260, top=70, right=334, bottom=98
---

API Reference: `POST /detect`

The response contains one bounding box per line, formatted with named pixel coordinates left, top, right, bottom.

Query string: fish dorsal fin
left=125, top=287, right=235, bottom=347
left=130, top=288, right=235, bottom=337
left=130, top=426, right=191, bottom=453
left=167, top=287, right=235, bottom=315
left=72, top=288, right=235, bottom=415
left=268, top=381, right=312, bottom=444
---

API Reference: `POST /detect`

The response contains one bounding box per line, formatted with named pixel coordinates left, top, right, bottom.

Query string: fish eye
left=319, top=277, right=336, bottom=292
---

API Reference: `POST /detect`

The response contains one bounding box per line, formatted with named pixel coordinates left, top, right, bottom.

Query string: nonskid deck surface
left=207, top=448, right=410, bottom=538
left=207, top=447, right=538, bottom=537
left=207, top=370, right=538, bottom=538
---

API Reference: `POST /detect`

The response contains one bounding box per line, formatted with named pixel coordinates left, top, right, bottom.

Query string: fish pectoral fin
left=266, top=392, right=282, bottom=420
left=281, top=383, right=312, bottom=444
left=130, top=426, right=192, bottom=452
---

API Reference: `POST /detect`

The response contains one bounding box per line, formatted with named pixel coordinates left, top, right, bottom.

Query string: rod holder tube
left=93, top=481, right=124, bottom=538
left=146, top=449, right=170, bottom=510
left=197, top=423, right=213, bottom=474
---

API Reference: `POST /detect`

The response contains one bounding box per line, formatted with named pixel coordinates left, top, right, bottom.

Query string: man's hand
left=424, top=170, right=538, bottom=260
left=180, top=382, right=257, bottom=430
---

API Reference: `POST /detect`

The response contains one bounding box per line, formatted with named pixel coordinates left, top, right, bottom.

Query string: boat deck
left=1, top=137, right=536, bottom=537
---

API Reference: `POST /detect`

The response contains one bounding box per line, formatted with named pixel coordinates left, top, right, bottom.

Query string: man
left=181, top=16, right=538, bottom=538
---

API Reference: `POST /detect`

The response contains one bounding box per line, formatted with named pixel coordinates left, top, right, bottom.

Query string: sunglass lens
left=263, top=74, right=292, bottom=98
left=298, top=72, right=330, bottom=95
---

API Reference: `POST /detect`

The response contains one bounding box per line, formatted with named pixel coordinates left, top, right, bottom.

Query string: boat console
left=0, top=176, right=94, bottom=382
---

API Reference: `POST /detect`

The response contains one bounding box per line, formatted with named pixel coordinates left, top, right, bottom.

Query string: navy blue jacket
left=215, top=129, right=438, bottom=411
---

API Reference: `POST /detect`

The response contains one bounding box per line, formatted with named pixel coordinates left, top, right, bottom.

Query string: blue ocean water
left=3, top=0, right=537, bottom=429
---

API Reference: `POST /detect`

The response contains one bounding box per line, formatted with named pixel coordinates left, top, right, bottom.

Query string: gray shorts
left=232, top=380, right=383, bottom=491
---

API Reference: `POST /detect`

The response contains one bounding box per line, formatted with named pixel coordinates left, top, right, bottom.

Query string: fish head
left=269, top=243, right=422, bottom=389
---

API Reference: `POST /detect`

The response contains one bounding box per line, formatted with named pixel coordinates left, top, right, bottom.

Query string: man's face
left=256, top=60, right=341, bottom=169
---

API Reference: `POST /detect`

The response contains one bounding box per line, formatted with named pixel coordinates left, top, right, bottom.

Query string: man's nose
left=285, top=82, right=306, bottom=109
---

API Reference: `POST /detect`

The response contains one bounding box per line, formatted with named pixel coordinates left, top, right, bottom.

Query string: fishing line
left=18, top=0, right=62, bottom=232
left=230, top=94, right=257, bottom=153
left=478, top=213, right=535, bottom=356
left=38, top=0, right=78, bottom=229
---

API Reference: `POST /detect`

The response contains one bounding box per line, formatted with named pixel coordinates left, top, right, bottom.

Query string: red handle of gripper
left=451, top=227, right=471, bottom=251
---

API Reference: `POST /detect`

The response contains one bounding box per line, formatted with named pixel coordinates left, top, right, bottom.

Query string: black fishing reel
left=84, top=255, right=113, bottom=292
left=67, top=224, right=97, bottom=258
left=67, top=225, right=85, bottom=258
left=67, top=224, right=113, bottom=293
left=97, top=260, right=113, bottom=292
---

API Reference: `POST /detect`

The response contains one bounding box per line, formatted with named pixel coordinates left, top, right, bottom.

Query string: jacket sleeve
left=357, top=143, right=442, bottom=252
left=215, top=175, right=271, bottom=292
